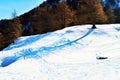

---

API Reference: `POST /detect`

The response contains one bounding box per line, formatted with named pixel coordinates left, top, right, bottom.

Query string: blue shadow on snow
left=1, top=56, right=20, bottom=67
left=4, top=32, right=51, bottom=51
left=1, top=28, right=94, bottom=67
left=115, top=27, right=120, bottom=31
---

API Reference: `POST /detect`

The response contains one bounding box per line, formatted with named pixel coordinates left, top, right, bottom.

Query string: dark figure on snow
left=92, top=23, right=97, bottom=29
left=96, top=56, right=108, bottom=60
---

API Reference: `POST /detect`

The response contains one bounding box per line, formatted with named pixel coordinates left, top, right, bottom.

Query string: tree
left=104, top=3, right=116, bottom=23
left=74, top=0, right=107, bottom=24
left=12, top=9, right=17, bottom=18
left=108, top=0, right=116, bottom=5
left=29, top=7, right=52, bottom=34
left=114, top=8, right=120, bottom=23
left=1, top=18, right=22, bottom=47
left=90, top=1, right=107, bottom=23
left=54, top=2, right=74, bottom=27
left=47, top=0, right=60, bottom=3
left=0, top=32, right=5, bottom=50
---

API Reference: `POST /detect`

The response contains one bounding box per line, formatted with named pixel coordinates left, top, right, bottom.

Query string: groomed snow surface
left=0, top=24, right=120, bottom=80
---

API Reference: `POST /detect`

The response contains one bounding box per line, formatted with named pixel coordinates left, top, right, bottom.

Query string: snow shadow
left=19, top=28, right=94, bottom=59
left=115, top=27, right=120, bottom=31
left=1, top=28, right=94, bottom=67
left=51, top=28, right=94, bottom=48
left=72, top=28, right=94, bottom=42
left=1, top=56, right=20, bottom=67
left=65, top=30, right=74, bottom=33
left=4, top=32, right=51, bottom=51
left=93, top=30, right=107, bottom=35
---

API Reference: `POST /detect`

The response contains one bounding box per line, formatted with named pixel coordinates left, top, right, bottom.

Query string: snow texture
left=0, top=24, right=120, bottom=80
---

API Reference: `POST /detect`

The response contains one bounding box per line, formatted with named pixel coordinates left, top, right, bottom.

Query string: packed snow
left=0, top=24, right=120, bottom=80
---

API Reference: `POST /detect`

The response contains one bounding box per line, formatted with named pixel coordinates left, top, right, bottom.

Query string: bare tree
left=12, top=9, right=17, bottom=18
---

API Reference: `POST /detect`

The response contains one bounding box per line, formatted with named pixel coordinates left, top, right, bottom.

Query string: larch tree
left=74, top=0, right=107, bottom=24
left=90, top=0, right=107, bottom=23
left=54, top=1, right=74, bottom=28
left=2, top=18, right=22, bottom=46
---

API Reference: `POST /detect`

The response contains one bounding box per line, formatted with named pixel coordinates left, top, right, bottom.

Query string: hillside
left=0, top=24, right=120, bottom=80
left=0, top=0, right=120, bottom=50
left=0, top=0, right=108, bottom=50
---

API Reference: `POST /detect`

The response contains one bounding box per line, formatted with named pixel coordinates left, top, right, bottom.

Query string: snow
left=0, top=24, right=120, bottom=80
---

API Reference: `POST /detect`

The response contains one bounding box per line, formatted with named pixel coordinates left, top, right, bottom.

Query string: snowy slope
left=0, top=24, right=120, bottom=80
